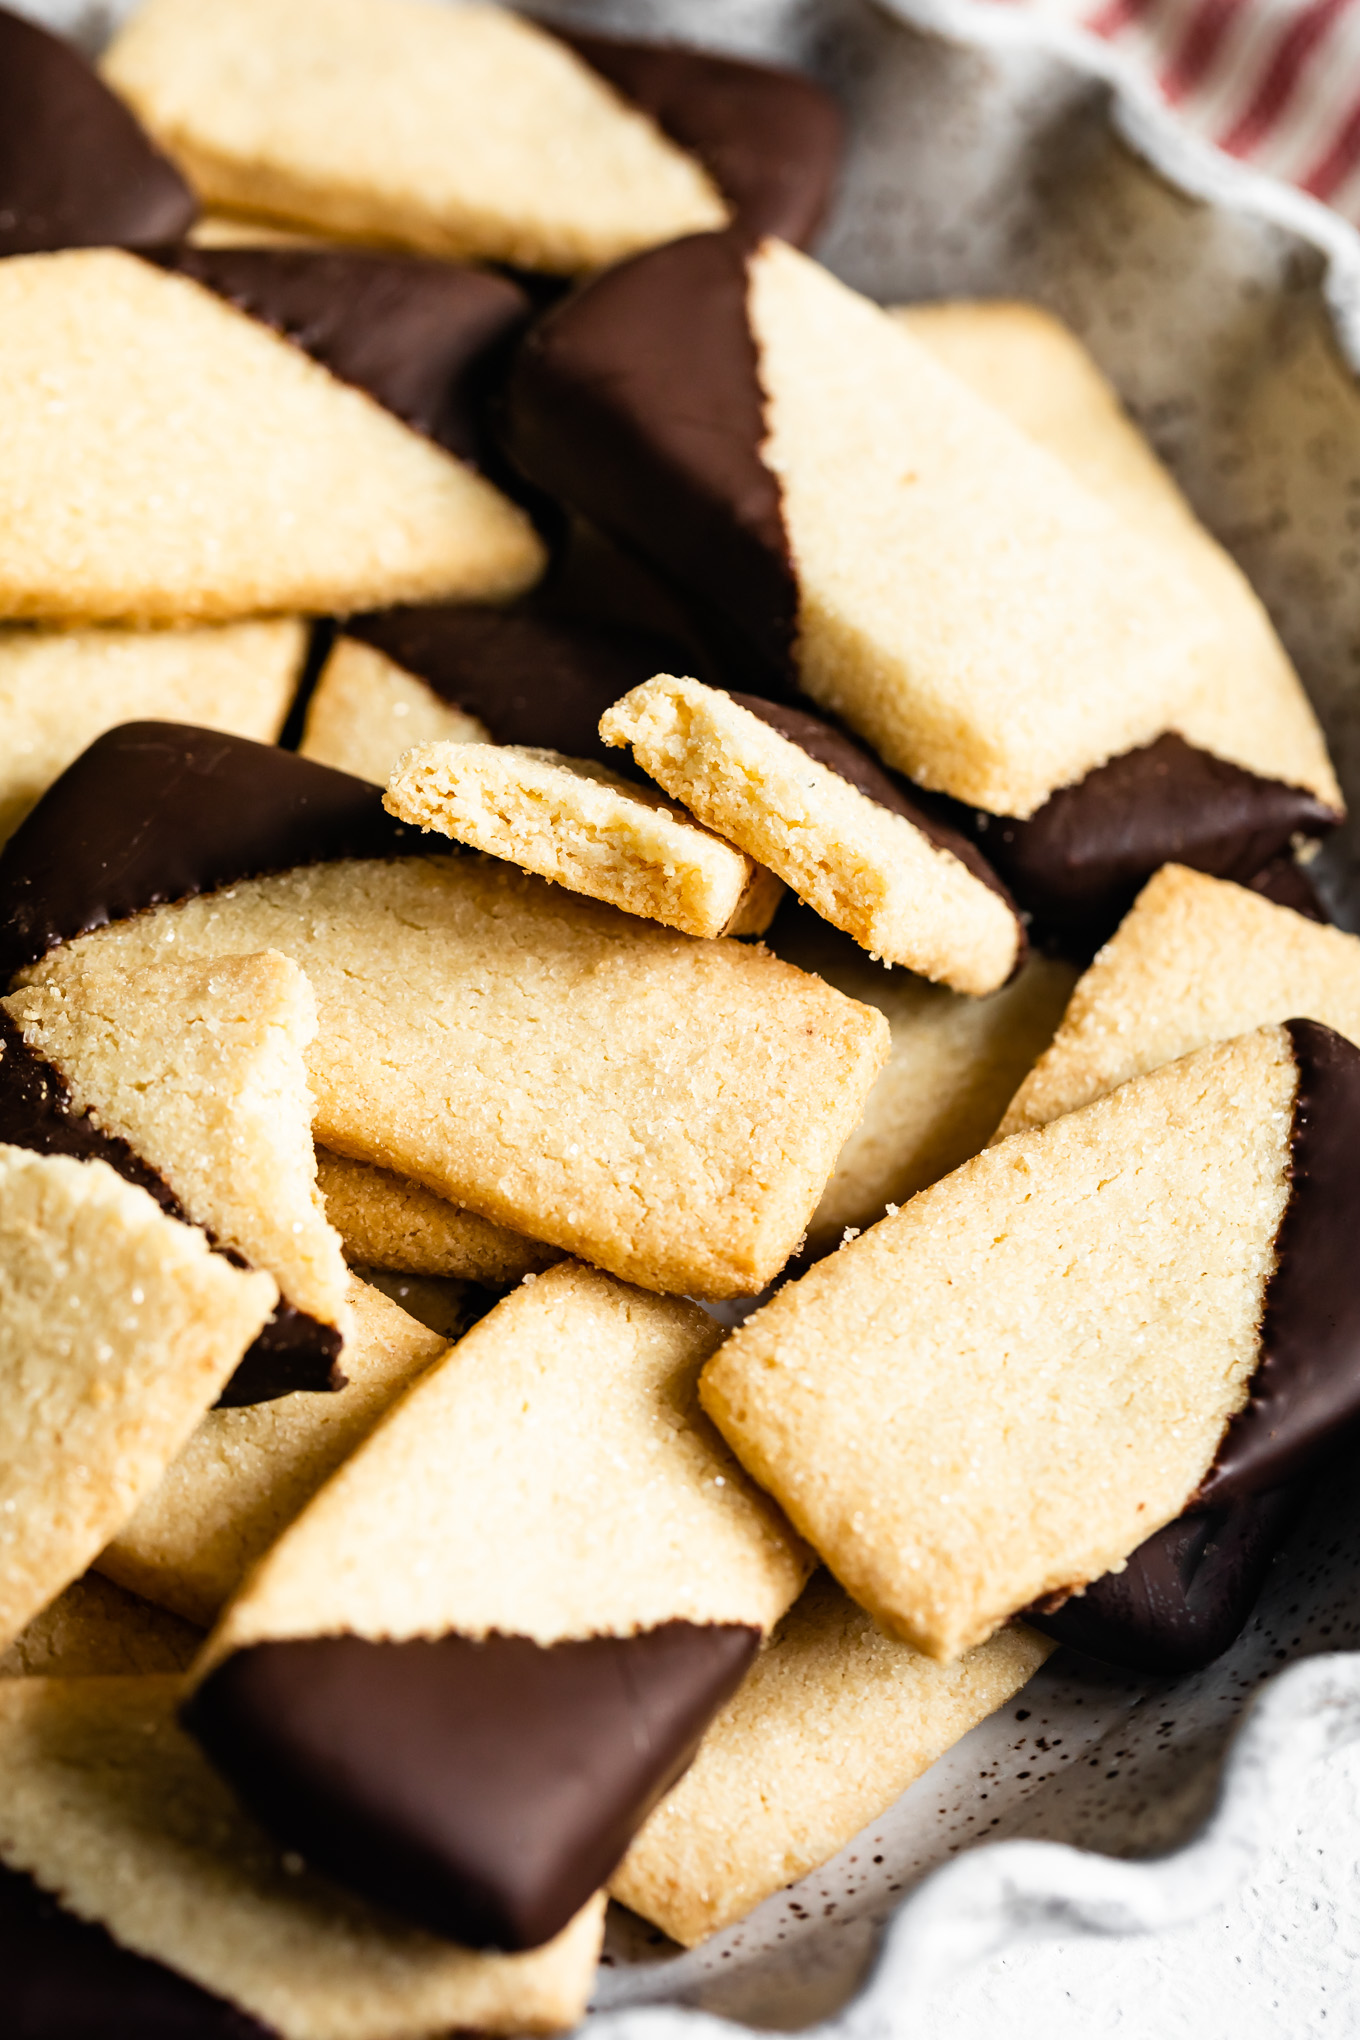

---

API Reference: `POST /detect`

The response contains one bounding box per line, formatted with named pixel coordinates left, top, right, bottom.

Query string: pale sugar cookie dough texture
left=0, top=1145, right=275, bottom=1651
left=0, top=617, right=304, bottom=846
left=896, top=300, right=1339, bottom=809
left=3, top=951, right=352, bottom=1347
left=99, top=1275, right=449, bottom=1629
left=316, top=1147, right=559, bottom=1286
left=0, top=1573, right=201, bottom=1679
left=0, top=1676, right=606, bottom=2039
left=998, top=864, right=1360, bottom=1136
left=600, top=674, right=1020, bottom=990
left=613, top=1570, right=1054, bottom=1946
left=23, top=855, right=889, bottom=1300
left=0, top=249, right=544, bottom=623
left=300, top=633, right=491, bottom=786
left=102, top=0, right=728, bottom=272
left=702, top=1029, right=1299, bottom=1661
left=384, top=737, right=783, bottom=940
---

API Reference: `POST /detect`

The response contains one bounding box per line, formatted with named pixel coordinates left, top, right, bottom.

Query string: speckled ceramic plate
left=30, top=0, right=1360, bottom=2028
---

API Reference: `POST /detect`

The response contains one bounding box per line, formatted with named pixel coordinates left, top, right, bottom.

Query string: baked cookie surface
left=0, top=249, right=543, bottom=623
left=601, top=675, right=1021, bottom=990
left=0, top=1145, right=275, bottom=1652
left=384, top=738, right=782, bottom=940
left=316, top=1149, right=558, bottom=1286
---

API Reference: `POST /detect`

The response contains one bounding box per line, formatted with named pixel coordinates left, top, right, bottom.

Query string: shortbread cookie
left=0, top=1145, right=275, bottom=1651
left=385, top=740, right=783, bottom=940
left=0, top=951, right=352, bottom=1403
left=999, top=865, right=1360, bottom=1138
left=0, top=1676, right=604, bottom=2037
left=0, top=6, right=195, bottom=255
left=702, top=1022, right=1360, bottom=1660
left=104, top=0, right=839, bottom=266
left=0, top=249, right=543, bottom=624
left=612, top=1572, right=1053, bottom=1945
left=100, top=1276, right=447, bottom=1629
left=317, top=1150, right=559, bottom=1286
left=0, top=1574, right=201, bottom=1679
left=186, top=1260, right=809, bottom=1952
left=768, top=906, right=1077, bottom=1255
left=601, top=676, right=1021, bottom=991
left=301, top=605, right=698, bottom=786
left=0, top=617, right=303, bottom=847
left=3, top=727, right=887, bottom=1298
left=508, top=236, right=1339, bottom=941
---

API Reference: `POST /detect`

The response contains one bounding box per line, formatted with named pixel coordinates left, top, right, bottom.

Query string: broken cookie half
left=184, top=1261, right=808, bottom=1953
left=601, top=675, right=1023, bottom=993
left=507, top=234, right=1340, bottom=948
left=385, top=739, right=783, bottom=940
left=702, top=1021, right=1360, bottom=1661
left=0, top=949, right=351, bottom=1404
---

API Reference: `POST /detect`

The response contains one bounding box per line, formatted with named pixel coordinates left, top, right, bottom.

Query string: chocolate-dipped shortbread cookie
left=601, top=675, right=1022, bottom=992
left=507, top=235, right=1340, bottom=948
left=0, top=951, right=352, bottom=1404
left=317, top=1149, right=558, bottom=1287
left=0, top=725, right=886, bottom=1298
left=0, top=1676, right=604, bottom=2038
left=103, top=0, right=838, bottom=268
left=385, top=739, right=783, bottom=940
left=301, top=603, right=701, bottom=787
left=0, top=5, right=195, bottom=255
left=185, top=1260, right=809, bottom=1951
left=702, top=1022, right=1360, bottom=1661
left=0, top=618, right=303, bottom=848
left=0, top=249, right=543, bottom=624
left=100, top=1276, right=448, bottom=1629
left=612, top=1571, right=1052, bottom=1946
left=0, top=1146, right=275, bottom=1653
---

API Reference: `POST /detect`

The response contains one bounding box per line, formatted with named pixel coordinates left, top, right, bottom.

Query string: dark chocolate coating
left=505, top=230, right=797, bottom=679
left=1029, top=1486, right=1303, bottom=1675
left=554, top=29, right=842, bottom=248
left=151, top=247, right=531, bottom=464
left=186, top=1622, right=759, bottom=1951
left=0, top=7, right=196, bottom=257
left=0, top=1014, right=342, bottom=1405
left=1199, top=1017, right=1360, bottom=1504
left=1246, top=850, right=1329, bottom=924
left=958, top=733, right=1340, bottom=953
left=347, top=605, right=692, bottom=771
left=729, top=691, right=1019, bottom=912
left=0, top=1859, right=272, bottom=2038
left=0, top=723, right=412, bottom=984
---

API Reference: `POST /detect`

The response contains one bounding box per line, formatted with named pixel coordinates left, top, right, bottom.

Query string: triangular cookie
left=1, top=950, right=352, bottom=1401
left=0, top=1676, right=604, bottom=2037
left=0, top=1144, right=275, bottom=1650
left=102, top=0, right=730, bottom=270
left=0, top=250, right=544, bottom=623
left=185, top=1260, right=808, bottom=1952
left=702, top=1022, right=1360, bottom=1659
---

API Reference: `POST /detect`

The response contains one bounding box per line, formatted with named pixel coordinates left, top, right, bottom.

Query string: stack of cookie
left=0, top=1, right=1356, bottom=2030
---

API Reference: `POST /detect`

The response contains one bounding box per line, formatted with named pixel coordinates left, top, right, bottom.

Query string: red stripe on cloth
left=1158, top=0, right=1243, bottom=102
left=1086, top=0, right=1154, bottom=43
left=1216, top=0, right=1348, bottom=156
left=1299, top=94, right=1360, bottom=197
